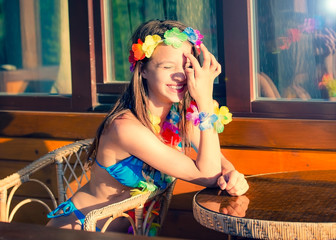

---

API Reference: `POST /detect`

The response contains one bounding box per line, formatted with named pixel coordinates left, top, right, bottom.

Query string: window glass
left=254, top=0, right=336, bottom=101
left=0, top=0, right=71, bottom=95
left=103, top=0, right=217, bottom=82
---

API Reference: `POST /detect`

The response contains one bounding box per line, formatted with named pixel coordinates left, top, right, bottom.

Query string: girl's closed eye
left=163, top=65, right=174, bottom=69
left=162, top=65, right=175, bottom=69
left=157, top=61, right=177, bottom=70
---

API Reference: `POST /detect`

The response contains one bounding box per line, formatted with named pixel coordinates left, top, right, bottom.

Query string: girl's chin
left=172, top=90, right=187, bottom=102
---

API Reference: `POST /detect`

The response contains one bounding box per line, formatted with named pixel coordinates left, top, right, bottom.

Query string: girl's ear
left=140, top=63, right=148, bottom=79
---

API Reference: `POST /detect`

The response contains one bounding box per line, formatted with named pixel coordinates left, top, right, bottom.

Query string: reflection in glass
left=219, top=194, right=250, bottom=217
left=103, top=0, right=217, bottom=82
left=254, top=0, right=336, bottom=101
left=196, top=170, right=336, bottom=223
left=0, top=0, right=71, bottom=95
left=197, top=190, right=250, bottom=218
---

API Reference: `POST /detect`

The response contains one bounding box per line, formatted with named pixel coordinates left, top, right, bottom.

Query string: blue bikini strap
left=72, top=204, right=101, bottom=231
left=73, top=208, right=85, bottom=228
left=47, top=198, right=76, bottom=218
left=47, top=198, right=100, bottom=231
left=95, top=158, right=108, bottom=169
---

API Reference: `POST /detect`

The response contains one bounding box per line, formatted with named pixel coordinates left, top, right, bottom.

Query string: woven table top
left=193, top=170, right=336, bottom=239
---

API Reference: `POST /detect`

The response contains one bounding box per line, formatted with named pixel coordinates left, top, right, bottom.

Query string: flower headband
left=128, top=27, right=204, bottom=71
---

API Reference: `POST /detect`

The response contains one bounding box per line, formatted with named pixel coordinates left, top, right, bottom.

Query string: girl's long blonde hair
left=88, top=20, right=200, bottom=163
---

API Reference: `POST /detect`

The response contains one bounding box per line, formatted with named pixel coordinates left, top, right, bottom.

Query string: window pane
left=254, top=0, right=336, bottom=102
left=103, top=0, right=217, bottom=82
left=0, top=0, right=71, bottom=95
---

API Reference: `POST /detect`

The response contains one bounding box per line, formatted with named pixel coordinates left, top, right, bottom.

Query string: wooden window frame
left=6, top=0, right=329, bottom=116
left=0, top=0, right=96, bottom=112
left=223, top=0, right=336, bottom=120
left=94, top=0, right=227, bottom=107
left=0, top=0, right=228, bottom=112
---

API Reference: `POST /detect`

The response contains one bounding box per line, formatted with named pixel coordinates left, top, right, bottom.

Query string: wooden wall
left=0, top=111, right=335, bottom=239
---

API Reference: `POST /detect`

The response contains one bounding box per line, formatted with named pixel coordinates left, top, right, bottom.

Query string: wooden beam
left=0, top=111, right=105, bottom=140
left=0, top=138, right=73, bottom=161
left=220, top=117, right=336, bottom=150
left=1, top=111, right=335, bottom=150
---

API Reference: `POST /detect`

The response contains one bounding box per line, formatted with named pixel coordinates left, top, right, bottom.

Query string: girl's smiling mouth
left=167, top=84, right=186, bottom=93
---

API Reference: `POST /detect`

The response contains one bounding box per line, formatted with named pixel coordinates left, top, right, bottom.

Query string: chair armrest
left=0, top=152, right=56, bottom=222
left=0, top=138, right=93, bottom=222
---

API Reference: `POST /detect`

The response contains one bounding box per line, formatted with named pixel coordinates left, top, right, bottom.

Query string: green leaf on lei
left=130, top=180, right=158, bottom=196
left=164, top=175, right=173, bottom=183
left=163, top=27, right=188, bottom=48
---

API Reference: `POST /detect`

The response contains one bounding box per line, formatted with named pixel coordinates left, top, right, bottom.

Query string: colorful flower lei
left=149, top=100, right=231, bottom=151
left=129, top=27, right=203, bottom=71
left=148, top=103, right=182, bottom=150
left=186, top=100, right=232, bottom=133
left=319, top=74, right=336, bottom=98
left=274, top=17, right=317, bottom=53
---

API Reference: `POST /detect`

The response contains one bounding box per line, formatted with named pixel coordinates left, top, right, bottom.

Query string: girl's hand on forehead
left=184, top=44, right=221, bottom=108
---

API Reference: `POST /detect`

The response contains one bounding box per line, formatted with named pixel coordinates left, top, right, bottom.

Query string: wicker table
left=193, top=170, right=336, bottom=240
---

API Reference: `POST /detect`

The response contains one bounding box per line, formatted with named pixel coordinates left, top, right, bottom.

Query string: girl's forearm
left=195, top=100, right=222, bottom=178
left=196, top=130, right=221, bottom=177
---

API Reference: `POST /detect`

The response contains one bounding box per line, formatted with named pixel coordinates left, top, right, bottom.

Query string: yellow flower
left=142, top=35, right=162, bottom=58
left=148, top=111, right=161, bottom=134
left=213, top=100, right=232, bottom=125
left=213, top=100, right=232, bottom=133
left=218, top=106, right=232, bottom=124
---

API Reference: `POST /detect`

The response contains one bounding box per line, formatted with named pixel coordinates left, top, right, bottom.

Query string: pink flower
left=186, top=101, right=200, bottom=126
left=194, top=29, right=204, bottom=47
left=162, top=121, right=178, bottom=133
left=300, top=18, right=316, bottom=33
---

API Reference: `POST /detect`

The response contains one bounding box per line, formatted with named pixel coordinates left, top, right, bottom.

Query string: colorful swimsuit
left=47, top=155, right=172, bottom=229
left=48, top=104, right=179, bottom=230
left=95, top=155, right=172, bottom=191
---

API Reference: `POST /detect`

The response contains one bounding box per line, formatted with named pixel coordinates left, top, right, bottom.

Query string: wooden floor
left=0, top=221, right=185, bottom=240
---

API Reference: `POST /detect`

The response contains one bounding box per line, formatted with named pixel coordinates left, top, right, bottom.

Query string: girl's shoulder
left=99, top=110, right=154, bottom=159
left=113, top=110, right=144, bottom=129
left=106, top=111, right=151, bottom=141
left=104, top=111, right=163, bottom=158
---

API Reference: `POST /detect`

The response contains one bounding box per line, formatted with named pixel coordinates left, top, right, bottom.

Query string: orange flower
left=132, top=39, right=145, bottom=61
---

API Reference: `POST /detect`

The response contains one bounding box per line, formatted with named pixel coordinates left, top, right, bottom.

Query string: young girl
left=47, top=19, right=249, bottom=232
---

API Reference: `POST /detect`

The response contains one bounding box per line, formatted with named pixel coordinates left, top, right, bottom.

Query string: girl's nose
left=171, top=72, right=186, bottom=81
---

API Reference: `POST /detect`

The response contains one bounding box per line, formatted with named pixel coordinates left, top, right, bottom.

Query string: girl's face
left=141, top=42, right=193, bottom=106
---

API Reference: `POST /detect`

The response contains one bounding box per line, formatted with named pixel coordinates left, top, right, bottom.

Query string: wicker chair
left=0, top=139, right=176, bottom=235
